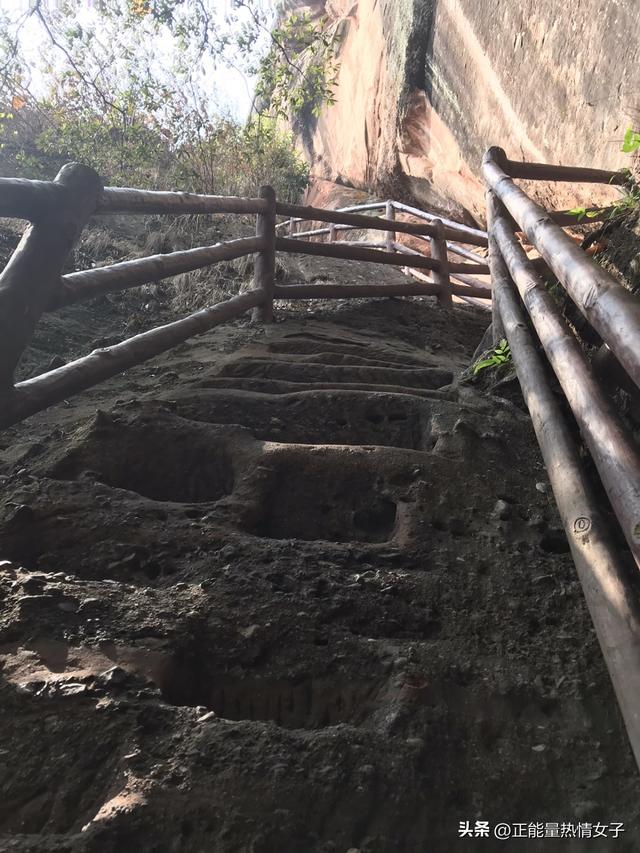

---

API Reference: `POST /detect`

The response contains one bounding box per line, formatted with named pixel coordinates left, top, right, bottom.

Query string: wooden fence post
left=486, top=190, right=507, bottom=344
left=431, top=219, right=452, bottom=306
left=252, top=185, right=277, bottom=323
left=329, top=223, right=336, bottom=242
left=0, top=162, right=102, bottom=390
left=385, top=200, right=396, bottom=253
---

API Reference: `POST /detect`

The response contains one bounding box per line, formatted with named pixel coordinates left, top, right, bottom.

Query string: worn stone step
left=215, top=358, right=453, bottom=389
left=191, top=375, right=456, bottom=399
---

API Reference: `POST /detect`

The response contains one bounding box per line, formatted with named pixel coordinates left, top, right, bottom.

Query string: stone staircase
left=1, top=300, right=638, bottom=851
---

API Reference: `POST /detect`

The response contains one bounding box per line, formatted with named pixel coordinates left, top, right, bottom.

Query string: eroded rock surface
left=290, top=0, right=638, bottom=221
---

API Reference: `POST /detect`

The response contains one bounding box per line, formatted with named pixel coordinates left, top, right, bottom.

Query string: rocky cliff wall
left=290, top=0, right=640, bottom=222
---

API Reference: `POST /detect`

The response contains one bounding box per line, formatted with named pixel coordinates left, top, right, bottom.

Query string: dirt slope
left=0, top=262, right=639, bottom=851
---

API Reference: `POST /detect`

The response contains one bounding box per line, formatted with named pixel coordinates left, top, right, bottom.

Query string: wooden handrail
left=405, top=267, right=492, bottom=306
left=0, top=176, right=68, bottom=220
left=97, top=187, right=268, bottom=215
left=483, top=146, right=640, bottom=388
left=0, top=289, right=265, bottom=429
left=0, top=166, right=496, bottom=427
left=501, top=157, right=627, bottom=185
left=489, top=198, right=640, bottom=770
left=0, top=163, right=103, bottom=390
left=276, top=200, right=386, bottom=229
left=490, top=193, right=640, bottom=565
left=53, top=237, right=265, bottom=309
left=274, top=282, right=440, bottom=299
left=389, top=200, right=489, bottom=244
left=275, top=201, right=488, bottom=247
left=275, top=236, right=489, bottom=274
left=274, top=278, right=490, bottom=301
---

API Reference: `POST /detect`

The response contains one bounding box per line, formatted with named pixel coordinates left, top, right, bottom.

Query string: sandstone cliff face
left=291, top=0, right=640, bottom=222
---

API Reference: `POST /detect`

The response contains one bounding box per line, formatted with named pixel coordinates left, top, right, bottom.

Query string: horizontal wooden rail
left=490, top=197, right=640, bottom=563
left=490, top=216, right=640, bottom=769
left=0, top=176, right=68, bottom=220
left=392, top=243, right=423, bottom=256
left=334, top=201, right=387, bottom=214
left=402, top=268, right=491, bottom=299
left=390, top=201, right=488, bottom=244
left=275, top=236, right=489, bottom=275
left=449, top=272, right=492, bottom=294
left=407, top=233, right=486, bottom=265
left=275, top=202, right=488, bottom=247
left=329, top=240, right=388, bottom=250
left=97, top=187, right=267, bottom=216
left=287, top=226, right=334, bottom=239
left=274, top=282, right=440, bottom=299
left=483, top=147, right=640, bottom=388
left=276, top=201, right=386, bottom=230
left=52, top=237, right=264, bottom=309
left=274, top=277, right=491, bottom=301
left=0, top=289, right=265, bottom=429
left=501, top=156, right=627, bottom=185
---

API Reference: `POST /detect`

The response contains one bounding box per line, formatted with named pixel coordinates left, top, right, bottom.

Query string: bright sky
left=3, top=0, right=275, bottom=120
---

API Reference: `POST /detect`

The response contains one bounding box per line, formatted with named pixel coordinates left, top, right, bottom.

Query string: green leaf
left=621, top=128, right=640, bottom=153
left=473, top=358, right=498, bottom=374
left=568, top=206, right=587, bottom=221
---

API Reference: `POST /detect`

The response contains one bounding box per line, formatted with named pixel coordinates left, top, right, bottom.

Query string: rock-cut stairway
left=1, top=301, right=638, bottom=852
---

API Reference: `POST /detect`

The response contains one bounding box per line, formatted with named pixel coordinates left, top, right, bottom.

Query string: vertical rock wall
left=289, top=0, right=640, bottom=221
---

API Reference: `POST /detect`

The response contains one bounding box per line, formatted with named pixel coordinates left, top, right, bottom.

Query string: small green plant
left=568, top=182, right=640, bottom=224
left=473, top=338, right=512, bottom=374
left=567, top=206, right=603, bottom=222
left=566, top=130, right=640, bottom=224
left=622, top=128, right=640, bottom=154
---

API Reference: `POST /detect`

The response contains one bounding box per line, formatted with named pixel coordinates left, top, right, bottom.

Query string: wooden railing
left=275, top=197, right=492, bottom=309
left=2, top=155, right=640, bottom=771
left=0, top=163, right=492, bottom=429
left=482, top=147, right=640, bottom=771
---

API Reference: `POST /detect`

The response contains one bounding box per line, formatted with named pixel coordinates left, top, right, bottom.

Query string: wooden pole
left=274, top=201, right=387, bottom=232
left=0, top=176, right=67, bottom=220
left=274, top=279, right=491, bottom=300
left=385, top=201, right=396, bottom=253
left=274, top=282, right=440, bottom=299
left=0, top=289, right=265, bottom=429
left=431, top=219, right=452, bottom=307
left=329, top=223, right=337, bottom=242
left=398, top=267, right=491, bottom=299
left=483, top=147, right=640, bottom=387
left=384, top=200, right=488, bottom=245
left=52, top=237, right=264, bottom=309
left=493, top=257, right=640, bottom=772
left=275, top=236, right=489, bottom=275
left=252, top=185, right=277, bottom=323
left=486, top=190, right=507, bottom=344
left=0, top=162, right=103, bottom=389
left=97, top=187, right=267, bottom=215
left=491, top=197, right=640, bottom=564
left=449, top=273, right=492, bottom=295
left=500, top=157, right=627, bottom=185
left=275, top=202, right=488, bottom=247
